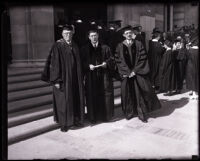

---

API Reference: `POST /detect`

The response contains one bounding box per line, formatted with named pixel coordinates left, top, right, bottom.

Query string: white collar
left=166, top=48, right=172, bottom=51
left=66, top=40, right=72, bottom=45
left=152, top=39, right=159, bottom=42
left=92, top=42, right=98, bottom=47
left=191, top=46, right=198, bottom=49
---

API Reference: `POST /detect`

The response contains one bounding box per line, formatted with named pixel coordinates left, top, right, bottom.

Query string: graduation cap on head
left=132, top=24, right=141, bottom=31
left=120, top=25, right=133, bottom=34
left=62, top=24, right=74, bottom=31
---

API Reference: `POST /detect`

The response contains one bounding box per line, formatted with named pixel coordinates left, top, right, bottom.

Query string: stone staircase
left=7, top=67, right=122, bottom=145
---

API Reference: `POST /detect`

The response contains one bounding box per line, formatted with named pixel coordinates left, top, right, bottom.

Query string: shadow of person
left=148, top=97, right=189, bottom=119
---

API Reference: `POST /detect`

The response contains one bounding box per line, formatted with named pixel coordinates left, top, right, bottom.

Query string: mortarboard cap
left=62, top=24, right=74, bottom=31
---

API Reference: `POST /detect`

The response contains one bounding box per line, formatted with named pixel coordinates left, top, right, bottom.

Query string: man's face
left=62, top=29, right=73, bottom=42
left=123, top=30, right=133, bottom=40
left=138, top=26, right=142, bottom=32
left=89, top=32, right=99, bottom=44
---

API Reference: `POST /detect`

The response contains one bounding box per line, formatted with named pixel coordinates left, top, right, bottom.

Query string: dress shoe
left=60, top=126, right=68, bottom=132
left=138, top=116, right=148, bottom=123
left=163, top=91, right=173, bottom=96
left=74, top=122, right=84, bottom=127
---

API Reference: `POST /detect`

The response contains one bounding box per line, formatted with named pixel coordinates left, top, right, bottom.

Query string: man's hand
left=129, top=71, right=135, bottom=78
left=55, top=83, right=60, bottom=89
left=102, top=62, right=107, bottom=68
left=89, top=64, right=95, bottom=71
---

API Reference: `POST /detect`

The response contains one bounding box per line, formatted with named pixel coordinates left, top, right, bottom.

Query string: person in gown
left=80, top=29, right=115, bottom=123
left=41, top=24, right=85, bottom=132
left=115, top=26, right=161, bottom=123
left=159, top=40, right=177, bottom=96
left=148, top=29, right=165, bottom=93
left=185, top=33, right=199, bottom=100
left=173, top=36, right=187, bottom=94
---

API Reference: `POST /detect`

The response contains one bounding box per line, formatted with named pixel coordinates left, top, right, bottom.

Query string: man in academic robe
left=41, top=24, right=85, bottom=132
left=132, top=25, right=146, bottom=52
left=185, top=33, right=199, bottom=99
left=148, top=29, right=165, bottom=93
left=115, top=26, right=161, bottom=123
left=80, top=29, right=115, bottom=123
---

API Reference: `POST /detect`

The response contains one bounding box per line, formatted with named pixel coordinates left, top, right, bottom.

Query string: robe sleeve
left=131, top=41, right=150, bottom=75
left=104, top=46, right=116, bottom=71
left=49, top=44, right=63, bottom=84
left=115, top=44, right=131, bottom=78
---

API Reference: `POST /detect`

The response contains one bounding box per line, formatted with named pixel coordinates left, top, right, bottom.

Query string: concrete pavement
left=8, top=89, right=199, bottom=159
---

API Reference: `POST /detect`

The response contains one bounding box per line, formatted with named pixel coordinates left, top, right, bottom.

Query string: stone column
left=9, top=6, right=28, bottom=62
left=170, top=4, right=173, bottom=31
left=9, top=5, right=54, bottom=67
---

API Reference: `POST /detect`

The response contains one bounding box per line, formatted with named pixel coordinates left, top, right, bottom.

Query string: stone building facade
left=4, top=2, right=199, bottom=67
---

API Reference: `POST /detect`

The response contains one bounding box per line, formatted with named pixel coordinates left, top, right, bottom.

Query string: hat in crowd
left=62, top=24, right=74, bottom=31
left=108, top=20, right=122, bottom=26
left=132, top=24, right=141, bottom=31
left=152, top=27, right=161, bottom=34
left=120, top=25, right=133, bottom=34
left=175, top=35, right=182, bottom=42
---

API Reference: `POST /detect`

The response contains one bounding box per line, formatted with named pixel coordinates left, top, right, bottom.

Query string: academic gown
left=41, top=39, right=85, bottom=128
left=174, top=48, right=187, bottom=90
left=185, top=48, right=199, bottom=92
left=80, top=43, right=115, bottom=122
left=159, top=49, right=177, bottom=92
left=148, top=40, right=165, bottom=88
left=115, top=40, right=161, bottom=120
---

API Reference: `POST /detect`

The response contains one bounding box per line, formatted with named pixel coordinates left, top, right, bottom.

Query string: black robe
left=80, top=43, right=115, bottom=122
left=185, top=48, right=199, bottom=92
left=115, top=40, right=161, bottom=120
left=135, top=32, right=146, bottom=52
left=174, top=48, right=187, bottom=90
left=159, top=49, right=177, bottom=92
left=41, top=39, right=85, bottom=128
left=148, top=40, right=165, bottom=88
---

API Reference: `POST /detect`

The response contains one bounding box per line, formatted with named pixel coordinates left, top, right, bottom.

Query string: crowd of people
left=41, top=20, right=199, bottom=132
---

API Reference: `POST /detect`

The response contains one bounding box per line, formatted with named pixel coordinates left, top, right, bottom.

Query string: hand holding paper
left=89, top=64, right=95, bottom=71
left=129, top=71, right=135, bottom=78
left=90, top=62, right=107, bottom=70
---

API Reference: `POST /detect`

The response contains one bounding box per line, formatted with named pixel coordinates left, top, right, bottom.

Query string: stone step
left=8, top=104, right=53, bottom=128
left=8, top=97, right=122, bottom=145
left=8, top=67, right=43, bottom=77
left=8, top=80, right=50, bottom=92
left=8, top=73, right=42, bottom=84
left=8, top=94, right=53, bottom=113
left=8, top=86, right=52, bottom=102
left=8, top=117, right=59, bottom=145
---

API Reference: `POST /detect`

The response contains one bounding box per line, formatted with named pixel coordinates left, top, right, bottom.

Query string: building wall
left=107, top=3, right=164, bottom=30
left=173, top=3, right=199, bottom=29
left=9, top=6, right=54, bottom=66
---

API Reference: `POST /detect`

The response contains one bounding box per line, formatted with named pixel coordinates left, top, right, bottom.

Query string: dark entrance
left=53, top=2, right=107, bottom=47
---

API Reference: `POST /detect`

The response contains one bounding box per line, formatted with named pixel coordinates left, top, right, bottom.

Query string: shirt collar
left=92, top=42, right=99, bottom=48
left=152, top=39, right=158, bottom=42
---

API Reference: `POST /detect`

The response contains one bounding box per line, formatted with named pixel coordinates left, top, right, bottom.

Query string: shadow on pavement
left=148, top=97, right=190, bottom=119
